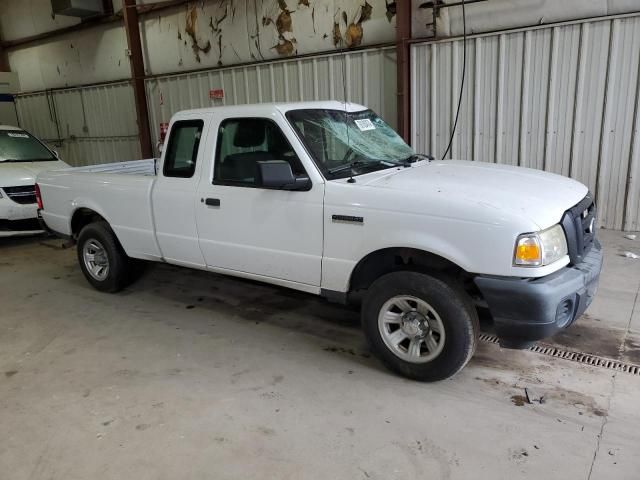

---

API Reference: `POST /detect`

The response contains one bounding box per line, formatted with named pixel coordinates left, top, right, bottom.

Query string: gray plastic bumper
left=474, top=240, right=603, bottom=349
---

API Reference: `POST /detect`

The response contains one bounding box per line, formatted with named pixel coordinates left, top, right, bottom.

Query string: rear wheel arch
left=71, top=208, right=109, bottom=239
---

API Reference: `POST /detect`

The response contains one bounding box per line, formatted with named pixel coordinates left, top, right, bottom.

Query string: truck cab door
left=151, top=115, right=210, bottom=267
left=195, top=115, right=324, bottom=289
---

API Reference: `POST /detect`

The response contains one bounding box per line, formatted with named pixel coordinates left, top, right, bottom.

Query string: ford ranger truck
left=0, top=125, right=69, bottom=237
left=36, top=101, right=602, bottom=381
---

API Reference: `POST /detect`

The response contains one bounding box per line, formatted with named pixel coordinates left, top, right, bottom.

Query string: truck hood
left=0, top=160, right=69, bottom=187
left=360, top=160, right=588, bottom=229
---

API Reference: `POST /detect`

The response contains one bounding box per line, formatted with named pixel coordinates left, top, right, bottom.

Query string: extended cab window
left=214, top=118, right=305, bottom=186
left=163, top=120, right=203, bottom=178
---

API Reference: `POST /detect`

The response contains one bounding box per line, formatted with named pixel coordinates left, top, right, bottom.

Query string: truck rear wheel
left=362, top=271, right=479, bottom=381
left=77, top=221, right=132, bottom=293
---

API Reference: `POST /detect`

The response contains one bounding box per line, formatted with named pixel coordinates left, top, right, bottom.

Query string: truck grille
left=560, top=193, right=597, bottom=265
left=2, top=185, right=37, bottom=205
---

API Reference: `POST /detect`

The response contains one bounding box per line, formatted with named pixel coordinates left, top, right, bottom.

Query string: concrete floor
left=1, top=229, right=639, bottom=480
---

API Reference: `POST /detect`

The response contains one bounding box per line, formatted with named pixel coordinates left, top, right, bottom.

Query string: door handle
left=204, top=198, right=220, bottom=207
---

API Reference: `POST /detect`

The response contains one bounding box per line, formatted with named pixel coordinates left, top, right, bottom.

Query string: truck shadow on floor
left=122, top=260, right=638, bottom=367
left=128, top=262, right=378, bottom=362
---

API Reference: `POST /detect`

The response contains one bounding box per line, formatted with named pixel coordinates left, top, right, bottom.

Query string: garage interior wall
left=146, top=46, right=397, bottom=147
left=3, top=0, right=397, bottom=166
left=411, top=13, right=640, bottom=231
left=15, top=82, right=141, bottom=165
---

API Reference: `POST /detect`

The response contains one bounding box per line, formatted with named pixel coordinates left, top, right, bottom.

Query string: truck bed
left=37, top=158, right=160, bottom=260
left=64, top=159, right=156, bottom=176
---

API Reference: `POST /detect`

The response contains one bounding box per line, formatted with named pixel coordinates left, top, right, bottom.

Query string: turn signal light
left=514, top=236, right=542, bottom=266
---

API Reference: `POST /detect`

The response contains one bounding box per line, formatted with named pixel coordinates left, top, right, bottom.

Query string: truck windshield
left=0, top=130, right=57, bottom=162
left=286, top=109, right=415, bottom=179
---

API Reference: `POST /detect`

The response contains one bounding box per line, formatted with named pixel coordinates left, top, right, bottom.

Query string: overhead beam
left=123, top=0, right=153, bottom=159
left=1, top=0, right=192, bottom=50
left=396, top=0, right=412, bottom=143
left=1, top=14, right=121, bottom=49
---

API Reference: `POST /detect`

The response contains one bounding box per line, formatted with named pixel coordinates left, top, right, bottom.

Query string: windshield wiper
left=328, top=159, right=407, bottom=175
left=403, top=153, right=434, bottom=164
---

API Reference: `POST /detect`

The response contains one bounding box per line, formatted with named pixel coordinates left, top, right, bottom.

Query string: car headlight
left=514, top=224, right=568, bottom=267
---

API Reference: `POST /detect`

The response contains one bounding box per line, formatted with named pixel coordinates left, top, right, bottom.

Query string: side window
left=214, top=118, right=305, bottom=186
left=163, top=120, right=203, bottom=178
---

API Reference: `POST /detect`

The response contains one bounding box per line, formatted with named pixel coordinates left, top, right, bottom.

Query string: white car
left=36, top=101, right=602, bottom=381
left=0, top=125, right=69, bottom=237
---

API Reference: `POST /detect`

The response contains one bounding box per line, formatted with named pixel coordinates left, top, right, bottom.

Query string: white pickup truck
left=0, top=125, right=68, bottom=236
left=37, top=101, right=602, bottom=381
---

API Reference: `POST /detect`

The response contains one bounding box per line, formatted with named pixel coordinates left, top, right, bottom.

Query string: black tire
left=362, top=271, right=479, bottom=382
left=76, top=221, right=132, bottom=293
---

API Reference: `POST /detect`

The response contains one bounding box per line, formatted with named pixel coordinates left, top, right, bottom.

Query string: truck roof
left=0, top=124, right=23, bottom=131
left=173, top=100, right=368, bottom=118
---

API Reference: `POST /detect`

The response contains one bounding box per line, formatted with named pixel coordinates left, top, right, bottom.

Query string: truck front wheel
left=77, top=221, right=132, bottom=293
left=362, top=271, right=479, bottom=381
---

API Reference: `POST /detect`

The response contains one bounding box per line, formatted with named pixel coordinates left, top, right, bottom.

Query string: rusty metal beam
left=123, top=0, right=153, bottom=159
left=396, top=0, right=412, bottom=143
left=0, top=41, right=9, bottom=71
left=1, top=0, right=191, bottom=50
left=1, top=14, right=121, bottom=49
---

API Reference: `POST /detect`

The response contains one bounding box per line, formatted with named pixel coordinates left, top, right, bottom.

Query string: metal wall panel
left=145, top=46, right=397, bottom=148
left=411, top=13, right=640, bottom=231
left=14, top=82, right=140, bottom=166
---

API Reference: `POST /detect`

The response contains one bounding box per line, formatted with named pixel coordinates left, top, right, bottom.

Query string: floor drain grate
left=478, top=333, right=640, bottom=376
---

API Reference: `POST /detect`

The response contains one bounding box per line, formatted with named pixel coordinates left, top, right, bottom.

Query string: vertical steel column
left=0, top=40, right=9, bottom=71
left=396, top=0, right=412, bottom=143
left=123, top=0, right=153, bottom=158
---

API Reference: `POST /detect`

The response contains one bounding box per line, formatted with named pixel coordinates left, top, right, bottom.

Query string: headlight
left=514, top=224, right=568, bottom=267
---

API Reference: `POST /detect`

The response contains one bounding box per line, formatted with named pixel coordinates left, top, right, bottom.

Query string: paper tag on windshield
left=354, top=119, right=375, bottom=131
left=7, top=133, right=29, bottom=138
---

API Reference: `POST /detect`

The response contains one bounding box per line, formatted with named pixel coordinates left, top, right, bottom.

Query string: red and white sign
left=209, top=88, right=224, bottom=100
left=159, top=122, right=169, bottom=142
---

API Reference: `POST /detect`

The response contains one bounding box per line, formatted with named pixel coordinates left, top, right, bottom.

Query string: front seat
left=220, top=120, right=274, bottom=183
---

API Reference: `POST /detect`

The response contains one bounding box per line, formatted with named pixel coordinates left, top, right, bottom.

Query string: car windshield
left=286, top=109, right=415, bottom=179
left=0, top=130, right=57, bottom=162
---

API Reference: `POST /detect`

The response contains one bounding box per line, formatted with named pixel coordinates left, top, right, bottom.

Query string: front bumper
left=474, top=240, right=603, bottom=349
left=0, top=197, right=43, bottom=237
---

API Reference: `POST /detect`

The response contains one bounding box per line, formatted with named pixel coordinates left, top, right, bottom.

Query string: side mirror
left=256, top=160, right=311, bottom=191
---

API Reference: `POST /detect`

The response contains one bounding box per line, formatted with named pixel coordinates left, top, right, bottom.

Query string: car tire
left=77, top=221, right=132, bottom=293
left=362, top=271, right=479, bottom=381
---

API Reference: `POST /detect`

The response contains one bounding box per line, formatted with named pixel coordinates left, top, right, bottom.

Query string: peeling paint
left=276, top=8, right=293, bottom=34
left=338, top=1, right=373, bottom=49
left=359, top=1, right=373, bottom=23
left=345, top=23, right=363, bottom=48
left=385, top=0, right=396, bottom=22
left=272, top=38, right=296, bottom=56
left=263, top=0, right=300, bottom=57
left=332, top=22, right=342, bottom=47
left=4, top=0, right=394, bottom=84
left=185, top=5, right=213, bottom=63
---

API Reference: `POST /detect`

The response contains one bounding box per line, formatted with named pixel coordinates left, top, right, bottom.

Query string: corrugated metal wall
left=411, top=13, right=640, bottom=231
left=146, top=46, right=397, bottom=147
left=14, top=82, right=140, bottom=166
